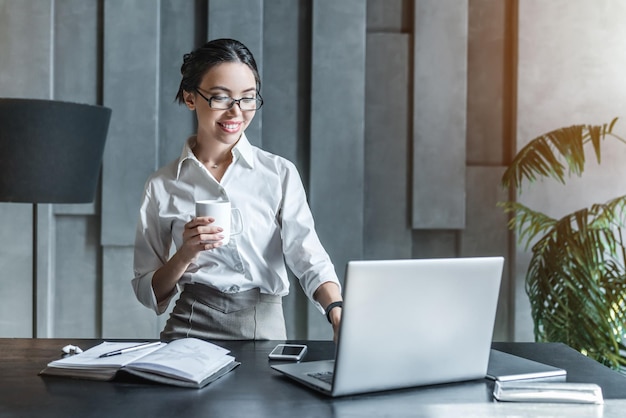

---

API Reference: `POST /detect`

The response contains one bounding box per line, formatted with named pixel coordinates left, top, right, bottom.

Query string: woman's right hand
left=152, top=217, right=224, bottom=304
left=180, top=217, right=225, bottom=260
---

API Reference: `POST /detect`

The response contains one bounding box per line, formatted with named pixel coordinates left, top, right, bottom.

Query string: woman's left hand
left=328, top=307, right=342, bottom=342
left=313, top=282, right=343, bottom=343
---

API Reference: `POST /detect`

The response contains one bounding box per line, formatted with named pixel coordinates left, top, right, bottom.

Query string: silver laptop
left=271, top=256, right=505, bottom=397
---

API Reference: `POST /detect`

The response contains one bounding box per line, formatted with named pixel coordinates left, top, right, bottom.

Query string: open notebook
left=272, top=257, right=505, bottom=397
left=40, top=338, right=239, bottom=388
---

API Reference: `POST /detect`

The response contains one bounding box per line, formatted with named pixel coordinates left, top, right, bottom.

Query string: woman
left=132, top=39, right=343, bottom=341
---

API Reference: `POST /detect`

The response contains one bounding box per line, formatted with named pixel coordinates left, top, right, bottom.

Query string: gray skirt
left=160, top=283, right=287, bottom=341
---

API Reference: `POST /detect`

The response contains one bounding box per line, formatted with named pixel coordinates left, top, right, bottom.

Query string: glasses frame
left=195, top=88, right=263, bottom=111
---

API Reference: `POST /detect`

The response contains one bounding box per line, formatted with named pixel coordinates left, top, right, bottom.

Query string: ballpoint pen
left=98, top=341, right=162, bottom=358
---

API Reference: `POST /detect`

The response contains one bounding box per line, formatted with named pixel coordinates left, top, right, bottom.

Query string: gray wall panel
left=102, top=246, right=160, bottom=338
left=0, top=0, right=53, bottom=337
left=463, top=166, right=510, bottom=341
left=461, top=167, right=508, bottom=257
left=412, top=0, right=468, bottom=229
left=52, top=0, right=100, bottom=216
left=262, top=0, right=308, bottom=166
left=102, top=0, right=159, bottom=246
left=467, top=0, right=508, bottom=166
left=0, top=0, right=51, bottom=98
left=411, top=230, right=458, bottom=259
left=207, top=0, right=263, bottom=59
left=54, top=0, right=99, bottom=105
left=309, top=0, right=366, bottom=339
left=0, top=204, right=33, bottom=337
left=159, top=0, right=196, bottom=166
left=53, top=216, right=99, bottom=337
left=367, top=0, right=410, bottom=33
left=263, top=0, right=310, bottom=339
left=207, top=0, right=263, bottom=146
left=365, top=33, right=412, bottom=260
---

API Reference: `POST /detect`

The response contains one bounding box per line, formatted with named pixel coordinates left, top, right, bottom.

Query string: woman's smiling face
left=186, top=62, right=258, bottom=146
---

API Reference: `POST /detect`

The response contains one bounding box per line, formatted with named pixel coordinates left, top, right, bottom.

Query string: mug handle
left=231, top=208, right=244, bottom=235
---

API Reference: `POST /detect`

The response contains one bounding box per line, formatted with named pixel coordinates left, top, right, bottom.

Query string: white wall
left=515, top=0, right=626, bottom=340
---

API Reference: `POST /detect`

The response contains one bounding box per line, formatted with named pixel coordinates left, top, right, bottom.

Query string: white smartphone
left=268, top=344, right=307, bottom=361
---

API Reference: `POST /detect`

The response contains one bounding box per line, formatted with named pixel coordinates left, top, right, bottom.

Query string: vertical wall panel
left=53, top=0, right=101, bottom=216
left=411, top=230, right=458, bottom=259
left=262, top=0, right=309, bottom=166
left=462, top=166, right=510, bottom=341
left=100, top=0, right=160, bottom=336
left=412, top=0, right=468, bottom=229
left=102, top=247, right=159, bottom=338
left=159, top=0, right=196, bottom=166
left=207, top=0, right=263, bottom=63
left=365, top=33, right=412, bottom=259
left=54, top=0, right=100, bottom=105
left=207, top=0, right=264, bottom=146
left=465, top=1, right=514, bottom=342
left=367, top=0, right=409, bottom=32
left=53, top=216, right=100, bottom=337
left=263, top=0, right=311, bottom=339
left=0, top=204, right=33, bottom=337
left=466, top=0, right=508, bottom=166
left=0, top=0, right=51, bottom=97
left=309, top=0, right=366, bottom=339
left=0, top=0, right=53, bottom=337
left=101, top=0, right=159, bottom=246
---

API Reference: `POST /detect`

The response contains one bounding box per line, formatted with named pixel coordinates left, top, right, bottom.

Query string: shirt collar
left=233, top=133, right=255, bottom=169
left=176, top=133, right=255, bottom=179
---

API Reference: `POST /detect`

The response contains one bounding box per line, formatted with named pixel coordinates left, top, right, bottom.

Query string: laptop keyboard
left=308, top=371, right=334, bottom=384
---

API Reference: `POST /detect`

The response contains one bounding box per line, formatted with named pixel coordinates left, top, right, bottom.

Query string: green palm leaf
left=497, top=201, right=556, bottom=249
left=502, top=118, right=623, bottom=191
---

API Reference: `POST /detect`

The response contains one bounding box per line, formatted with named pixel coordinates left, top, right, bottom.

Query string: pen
left=98, top=341, right=162, bottom=358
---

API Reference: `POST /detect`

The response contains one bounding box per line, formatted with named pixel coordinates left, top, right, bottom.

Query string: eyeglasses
left=195, top=89, right=263, bottom=111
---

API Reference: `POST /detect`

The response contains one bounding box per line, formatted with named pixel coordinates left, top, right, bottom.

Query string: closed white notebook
left=493, top=381, right=603, bottom=404
left=487, top=349, right=567, bottom=382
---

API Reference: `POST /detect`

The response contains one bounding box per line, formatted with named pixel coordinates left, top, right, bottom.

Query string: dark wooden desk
left=1, top=339, right=626, bottom=418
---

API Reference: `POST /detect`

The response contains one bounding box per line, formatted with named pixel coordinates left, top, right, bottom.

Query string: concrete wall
left=0, top=0, right=535, bottom=341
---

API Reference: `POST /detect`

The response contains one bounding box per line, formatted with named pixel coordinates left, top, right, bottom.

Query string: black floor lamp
left=0, top=98, right=111, bottom=336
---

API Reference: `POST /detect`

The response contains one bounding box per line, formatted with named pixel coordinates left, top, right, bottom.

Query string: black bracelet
left=325, top=301, right=343, bottom=323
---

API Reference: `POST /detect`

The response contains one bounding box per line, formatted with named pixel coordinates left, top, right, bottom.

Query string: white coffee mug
left=195, top=200, right=243, bottom=246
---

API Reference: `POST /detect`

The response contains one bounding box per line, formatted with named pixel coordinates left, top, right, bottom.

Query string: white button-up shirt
left=132, top=134, right=340, bottom=315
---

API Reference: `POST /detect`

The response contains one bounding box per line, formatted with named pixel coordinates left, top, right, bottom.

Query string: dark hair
left=175, top=38, right=261, bottom=104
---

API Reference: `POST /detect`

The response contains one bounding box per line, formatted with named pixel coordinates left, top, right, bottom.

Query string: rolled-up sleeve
left=132, top=182, right=179, bottom=315
left=279, top=162, right=341, bottom=313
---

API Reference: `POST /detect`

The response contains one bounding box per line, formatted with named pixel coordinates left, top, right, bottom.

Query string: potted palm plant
left=500, top=117, right=626, bottom=370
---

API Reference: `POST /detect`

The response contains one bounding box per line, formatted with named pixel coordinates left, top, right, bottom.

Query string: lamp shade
left=0, top=98, right=111, bottom=203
